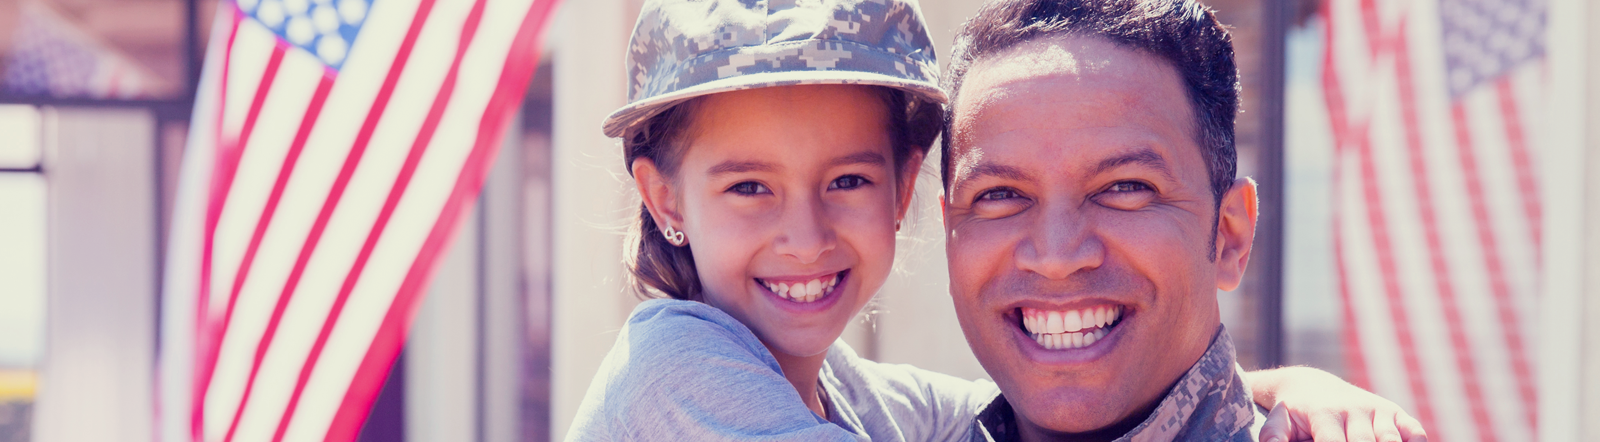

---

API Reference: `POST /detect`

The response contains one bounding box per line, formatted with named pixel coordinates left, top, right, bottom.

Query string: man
left=938, top=0, right=1426, bottom=440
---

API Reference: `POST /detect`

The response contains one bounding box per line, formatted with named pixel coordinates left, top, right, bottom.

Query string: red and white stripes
left=1325, top=1, right=1542, bottom=441
left=159, top=0, right=559, bottom=441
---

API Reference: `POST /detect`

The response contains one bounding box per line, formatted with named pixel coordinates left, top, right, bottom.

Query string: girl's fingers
left=1372, top=410, right=1403, bottom=442
left=1309, top=411, right=1348, bottom=442
left=1259, top=402, right=1294, bottom=442
left=1343, top=411, right=1377, bottom=442
left=1395, top=412, right=1428, bottom=442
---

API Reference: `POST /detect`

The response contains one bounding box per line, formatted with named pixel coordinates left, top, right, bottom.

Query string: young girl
left=568, top=0, right=1423, bottom=440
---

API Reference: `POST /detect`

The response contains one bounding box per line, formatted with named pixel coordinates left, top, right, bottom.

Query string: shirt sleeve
left=566, top=300, right=863, bottom=442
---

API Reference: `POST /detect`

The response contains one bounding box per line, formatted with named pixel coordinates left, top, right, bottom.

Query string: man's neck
left=1015, top=390, right=1163, bottom=442
left=767, top=345, right=829, bottom=419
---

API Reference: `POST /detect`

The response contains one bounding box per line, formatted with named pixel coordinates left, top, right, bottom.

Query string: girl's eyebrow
left=826, top=151, right=887, bottom=168
left=706, top=152, right=886, bottom=178
left=707, top=160, right=777, bottom=177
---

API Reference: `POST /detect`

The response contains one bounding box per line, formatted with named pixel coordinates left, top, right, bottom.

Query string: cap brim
left=601, top=70, right=948, bottom=138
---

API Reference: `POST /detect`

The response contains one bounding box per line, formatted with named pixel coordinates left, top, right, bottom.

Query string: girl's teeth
left=763, top=273, right=842, bottom=303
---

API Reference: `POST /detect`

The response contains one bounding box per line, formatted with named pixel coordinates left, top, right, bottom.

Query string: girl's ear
left=634, top=158, right=684, bottom=235
left=895, top=151, right=926, bottom=224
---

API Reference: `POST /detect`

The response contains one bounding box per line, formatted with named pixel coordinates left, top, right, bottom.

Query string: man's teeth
left=762, top=273, right=839, bottom=303
left=1021, top=305, right=1123, bottom=350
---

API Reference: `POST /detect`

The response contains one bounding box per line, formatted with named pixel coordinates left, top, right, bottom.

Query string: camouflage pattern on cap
left=602, top=0, right=945, bottom=138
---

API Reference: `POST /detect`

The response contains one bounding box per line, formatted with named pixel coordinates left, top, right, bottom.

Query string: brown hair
left=621, top=86, right=941, bottom=300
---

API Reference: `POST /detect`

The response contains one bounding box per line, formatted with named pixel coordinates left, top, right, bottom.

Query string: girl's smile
left=754, top=269, right=850, bottom=314
left=756, top=270, right=844, bottom=303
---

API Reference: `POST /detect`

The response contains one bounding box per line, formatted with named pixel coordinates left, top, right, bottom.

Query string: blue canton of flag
left=1438, top=0, right=1546, bottom=98
left=237, top=0, right=371, bottom=68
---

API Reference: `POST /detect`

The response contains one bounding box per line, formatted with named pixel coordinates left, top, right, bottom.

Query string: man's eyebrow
left=827, top=151, right=888, bottom=168
left=707, top=160, right=777, bottom=177
left=951, top=163, right=1034, bottom=194
left=1093, top=148, right=1177, bottom=182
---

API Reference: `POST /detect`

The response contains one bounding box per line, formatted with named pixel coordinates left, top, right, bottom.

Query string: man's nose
left=1014, top=203, right=1104, bottom=280
left=772, top=195, right=837, bottom=264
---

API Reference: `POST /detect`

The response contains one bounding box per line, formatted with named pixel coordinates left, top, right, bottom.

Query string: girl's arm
left=1244, top=366, right=1428, bottom=442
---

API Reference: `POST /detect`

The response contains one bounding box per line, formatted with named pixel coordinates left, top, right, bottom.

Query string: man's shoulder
left=1132, top=329, right=1260, bottom=441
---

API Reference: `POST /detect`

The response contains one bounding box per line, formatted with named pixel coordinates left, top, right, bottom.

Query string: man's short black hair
left=941, top=0, right=1240, bottom=206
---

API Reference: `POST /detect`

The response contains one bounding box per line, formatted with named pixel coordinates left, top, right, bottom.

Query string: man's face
left=943, top=35, right=1256, bottom=437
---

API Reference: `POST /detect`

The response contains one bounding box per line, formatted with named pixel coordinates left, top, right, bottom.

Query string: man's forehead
left=966, top=35, right=1121, bottom=86
left=957, top=35, right=1172, bottom=107
left=947, top=35, right=1195, bottom=185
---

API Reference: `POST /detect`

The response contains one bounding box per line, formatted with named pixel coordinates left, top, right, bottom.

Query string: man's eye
left=1096, top=181, right=1157, bottom=210
left=829, top=175, right=870, bottom=190
left=1107, top=181, right=1152, bottom=193
left=728, top=182, right=771, bottom=195
left=977, top=188, right=1022, bottom=202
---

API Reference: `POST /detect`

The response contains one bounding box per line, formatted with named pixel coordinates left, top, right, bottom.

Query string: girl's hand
left=1246, top=366, right=1427, bottom=442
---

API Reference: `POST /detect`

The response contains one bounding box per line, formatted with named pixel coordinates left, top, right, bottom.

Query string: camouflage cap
left=602, top=0, right=946, bottom=138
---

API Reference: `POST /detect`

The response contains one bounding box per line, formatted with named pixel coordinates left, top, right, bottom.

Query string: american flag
left=155, top=0, right=560, bottom=441
left=1324, top=0, right=1543, bottom=440
left=0, top=1, right=167, bottom=99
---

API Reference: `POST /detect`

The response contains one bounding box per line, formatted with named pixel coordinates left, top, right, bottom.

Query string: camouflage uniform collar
left=970, top=327, right=1262, bottom=442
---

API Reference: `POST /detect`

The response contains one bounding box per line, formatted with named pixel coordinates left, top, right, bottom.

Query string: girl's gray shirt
left=566, top=299, right=999, bottom=441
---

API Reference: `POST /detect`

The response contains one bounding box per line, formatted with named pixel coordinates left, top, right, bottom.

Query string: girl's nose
left=773, top=196, right=837, bottom=264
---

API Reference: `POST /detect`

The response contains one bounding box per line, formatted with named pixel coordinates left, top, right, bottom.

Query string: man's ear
left=895, top=152, right=926, bottom=224
left=1214, top=177, right=1258, bottom=291
left=633, top=158, right=684, bottom=239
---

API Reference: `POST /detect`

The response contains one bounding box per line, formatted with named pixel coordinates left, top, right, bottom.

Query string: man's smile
left=998, top=299, right=1136, bottom=365
left=1019, top=305, right=1124, bottom=350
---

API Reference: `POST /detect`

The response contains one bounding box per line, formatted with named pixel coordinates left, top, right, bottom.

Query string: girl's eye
left=829, top=175, right=870, bottom=190
left=728, top=181, right=771, bottom=195
left=977, top=188, right=1022, bottom=202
